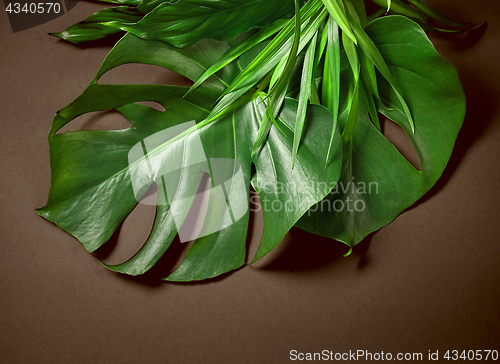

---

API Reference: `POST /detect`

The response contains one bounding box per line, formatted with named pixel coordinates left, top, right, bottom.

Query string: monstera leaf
left=36, top=33, right=342, bottom=281
left=297, top=16, right=465, bottom=248
left=40, top=0, right=479, bottom=281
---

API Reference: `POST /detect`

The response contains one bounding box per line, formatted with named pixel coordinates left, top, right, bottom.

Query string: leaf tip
left=48, top=32, right=63, bottom=39
left=343, top=247, right=353, bottom=257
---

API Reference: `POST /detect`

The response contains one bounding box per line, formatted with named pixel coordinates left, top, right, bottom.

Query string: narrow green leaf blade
left=186, top=19, right=288, bottom=96
left=359, top=49, right=379, bottom=102
left=323, top=17, right=341, bottom=168
left=321, top=0, right=358, bottom=45
left=292, top=32, right=318, bottom=167
left=218, top=0, right=323, bottom=102
left=341, top=83, right=360, bottom=144
left=214, top=5, right=327, bottom=129
left=350, top=0, right=368, bottom=27
left=340, top=31, right=360, bottom=144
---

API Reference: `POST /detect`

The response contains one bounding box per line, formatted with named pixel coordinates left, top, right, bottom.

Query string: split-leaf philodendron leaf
left=39, top=0, right=481, bottom=281
left=37, top=34, right=342, bottom=281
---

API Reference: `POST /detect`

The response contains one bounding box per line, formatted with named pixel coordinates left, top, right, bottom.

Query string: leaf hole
left=97, top=63, right=193, bottom=87
left=136, top=101, right=166, bottom=112
left=177, top=173, right=211, bottom=243
left=138, top=182, right=159, bottom=205
left=95, top=173, right=224, bottom=278
left=96, top=201, right=157, bottom=266
left=245, top=189, right=264, bottom=264
left=382, top=117, right=421, bottom=171
left=55, top=110, right=131, bottom=135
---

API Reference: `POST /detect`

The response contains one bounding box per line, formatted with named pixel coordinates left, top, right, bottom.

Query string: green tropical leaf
left=350, top=0, right=368, bottom=27
left=217, top=0, right=324, bottom=103
left=297, top=16, right=465, bottom=248
left=252, top=0, right=302, bottom=155
left=360, top=76, right=380, bottom=131
left=320, top=0, right=357, bottom=44
left=186, top=19, right=288, bottom=97
left=206, top=2, right=327, bottom=129
left=416, top=20, right=487, bottom=34
left=37, top=33, right=342, bottom=281
left=340, top=30, right=360, bottom=144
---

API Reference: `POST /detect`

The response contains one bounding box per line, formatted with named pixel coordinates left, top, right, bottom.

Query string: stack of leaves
left=38, top=0, right=483, bottom=281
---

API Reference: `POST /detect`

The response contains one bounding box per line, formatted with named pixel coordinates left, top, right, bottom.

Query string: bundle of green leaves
left=37, top=0, right=483, bottom=281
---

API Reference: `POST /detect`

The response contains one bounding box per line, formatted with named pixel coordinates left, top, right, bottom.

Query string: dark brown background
left=1, top=0, right=499, bottom=363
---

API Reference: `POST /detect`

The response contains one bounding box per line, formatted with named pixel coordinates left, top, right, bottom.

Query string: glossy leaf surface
left=40, top=1, right=474, bottom=281
left=297, top=16, right=465, bottom=247
left=37, top=34, right=342, bottom=281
